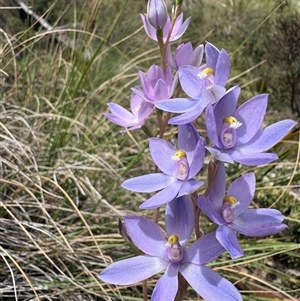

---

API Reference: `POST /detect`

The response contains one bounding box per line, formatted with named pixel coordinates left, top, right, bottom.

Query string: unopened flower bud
left=147, top=0, right=168, bottom=29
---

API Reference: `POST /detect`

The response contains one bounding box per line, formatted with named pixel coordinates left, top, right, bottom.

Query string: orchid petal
left=229, top=150, right=278, bottom=166
left=131, top=86, right=151, bottom=103
left=240, top=119, right=297, bottom=153
left=197, top=195, right=224, bottom=225
left=170, top=15, right=191, bottom=41
left=128, top=124, right=144, bottom=130
left=165, top=196, right=194, bottom=245
left=234, top=94, right=268, bottom=144
left=205, top=42, right=219, bottom=69
left=107, top=103, right=135, bottom=120
left=205, top=104, right=219, bottom=146
left=191, top=44, right=204, bottom=67
left=154, top=78, right=170, bottom=100
left=215, top=49, right=230, bottom=86
left=122, top=173, right=175, bottom=193
left=205, top=147, right=235, bottom=164
left=168, top=103, right=206, bottom=125
left=202, top=85, right=226, bottom=104
left=178, top=123, right=200, bottom=151
left=104, top=112, right=136, bottom=128
left=148, top=65, right=164, bottom=84
left=198, top=162, right=226, bottom=213
left=124, top=215, right=167, bottom=259
left=180, top=264, right=242, bottom=301
left=216, top=225, right=244, bottom=259
left=231, top=208, right=287, bottom=236
left=99, top=255, right=168, bottom=285
left=183, top=232, right=224, bottom=265
left=211, top=162, right=226, bottom=205
left=178, top=65, right=203, bottom=99
left=152, top=263, right=179, bottom=301
left=131, top=94, right=155, bottom=118
left=227, top=173, right=255, bottom=217
left=176, top=43, right=194, bottom=65
left=188, top=136, right=206, bottom=178
left=140, top=14, right=157, bottom=40
left=149, top=138, right=176, bottom=175
left=140, top=181, right=183, bottom=209
left=156, top=97, right=198, bottom=113
left=177, top=179, right=203, bottom=196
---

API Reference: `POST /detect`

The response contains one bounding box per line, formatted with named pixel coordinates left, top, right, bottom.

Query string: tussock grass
left=0, top=0, right=299, bottom=300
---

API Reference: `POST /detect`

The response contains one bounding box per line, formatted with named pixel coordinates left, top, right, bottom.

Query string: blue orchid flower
left=156, top=42, right=230, bottom=125
left=121, top=123, right=206, bottom=209
left=99, top=196, right=242, bottom=301
left=204, top=86, right=297, bottom=165
left=198, top=163, right=287, bottom=259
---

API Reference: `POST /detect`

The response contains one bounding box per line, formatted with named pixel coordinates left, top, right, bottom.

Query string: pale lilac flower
left=132, top=65, right=176, bottom=104
left=156, top=42, right=230, bottom=125
left=141, top=13, right=191, bottom=43
left=205, top=85, right=297, bottom=165
left=99, top=197, right=242, bottom=301
left=147, top=0, right=168, bottom=29
left=104, top=92, right=154, bottom=130
left=122, top=123, right=206, bottom=209
left=166, top=42, right=204, bottom=69
left=198, top=163, right=287, bottom=259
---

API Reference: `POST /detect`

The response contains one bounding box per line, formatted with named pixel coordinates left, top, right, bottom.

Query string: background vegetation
left=0, top=0, right=299, bottom=300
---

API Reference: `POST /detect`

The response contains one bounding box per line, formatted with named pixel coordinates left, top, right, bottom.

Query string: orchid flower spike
left=122, top=123, right=206, bottom=209
left=99, top=197, right=242, bottom=301
left=198, top=163, right=288, bottom=259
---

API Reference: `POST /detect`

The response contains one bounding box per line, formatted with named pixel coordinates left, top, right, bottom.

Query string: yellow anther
left=168, top=234, right=179, bottom=245
left=203, top=67, right=214, bottom=75
left=223, top=116, right=238, bottom=125
left=223, top=195, right=237, bottom=204
left=174, top=150, right=186, bottom=159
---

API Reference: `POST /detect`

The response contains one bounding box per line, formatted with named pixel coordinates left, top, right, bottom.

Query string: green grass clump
left=0, top=0, right=299, bottom=300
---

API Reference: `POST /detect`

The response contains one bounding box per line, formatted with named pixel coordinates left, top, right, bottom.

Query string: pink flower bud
left=147, top=0, right=168, bottom=29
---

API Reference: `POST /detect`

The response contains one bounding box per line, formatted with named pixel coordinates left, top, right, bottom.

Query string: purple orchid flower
left=198, top=163, right=287, bottom=259
left=132, top=65, right=176, bottom=104
left=156, top=42, right=230, bottom=125
left=141, top=12, right=191, bottom=43
left=166, top=42, right=204, bottom=69
left=104, top=92, right=154, bottom=130
left=205, top=85, right=297, bottom=165
left=122, top=123, right=206, bottom=209
left=99, top=196, right=242, bottom=301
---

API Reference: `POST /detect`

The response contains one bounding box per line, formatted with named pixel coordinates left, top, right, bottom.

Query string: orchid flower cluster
left=99, top=0, right=297, bottom=300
